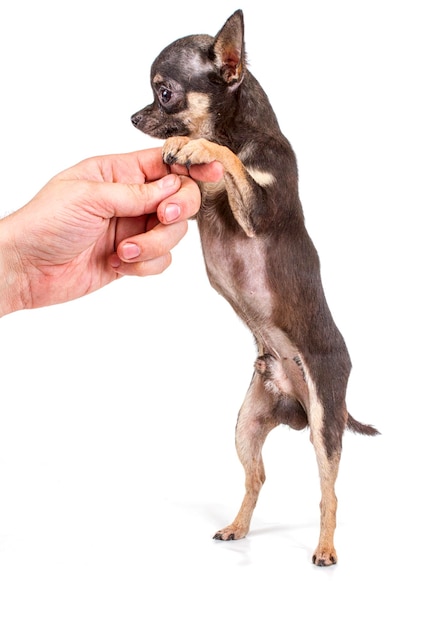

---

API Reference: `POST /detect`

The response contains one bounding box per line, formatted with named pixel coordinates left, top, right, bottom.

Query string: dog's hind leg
left=213, top=373, right=278, bottom=541
left=305, top=367, right=348, bottom=566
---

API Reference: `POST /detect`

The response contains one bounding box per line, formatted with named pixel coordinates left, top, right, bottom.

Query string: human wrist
left=0, top=216, right=28, bottom=317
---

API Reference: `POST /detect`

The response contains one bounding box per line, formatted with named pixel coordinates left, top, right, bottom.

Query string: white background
left=0, top=1, right=437, bottom=624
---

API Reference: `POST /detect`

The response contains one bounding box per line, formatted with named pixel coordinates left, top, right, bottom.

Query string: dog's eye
left=160, top=88, right=172, bottom=104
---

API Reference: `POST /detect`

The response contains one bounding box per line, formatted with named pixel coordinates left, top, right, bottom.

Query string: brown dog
left=131, top=10, right=379, bottom=566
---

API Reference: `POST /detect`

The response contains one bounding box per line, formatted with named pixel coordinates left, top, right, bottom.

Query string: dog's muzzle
left=131, top=112, right=143, bottom=128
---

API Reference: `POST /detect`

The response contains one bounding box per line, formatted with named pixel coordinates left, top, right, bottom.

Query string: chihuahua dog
left=131, top=10, right=379, bottom=566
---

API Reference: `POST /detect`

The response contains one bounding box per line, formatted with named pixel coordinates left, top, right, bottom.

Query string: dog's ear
left=212, top=10, right=246, bottom=86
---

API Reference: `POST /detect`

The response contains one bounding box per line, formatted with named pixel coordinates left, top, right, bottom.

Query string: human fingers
left=57, top=149, right=224, bottom=185
left=112, top=252, right=173, bottom=277
left=125, top=150, right=223, bottom=183
left=188, top=161, right=224, bottom=182
left=168, top=160, right=224, bottom=182
left=86, top=173, right=183, bottom=220
left=113, top=173, right=202, bottom=247
left=111, top=220, right=188, bottom=274
left=59, top=147, right=170, bottom=184
left=156, top=175, right=202, bottom=224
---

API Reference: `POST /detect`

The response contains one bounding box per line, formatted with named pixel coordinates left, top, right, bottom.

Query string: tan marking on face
left=183, top=92, right=213, bottom=138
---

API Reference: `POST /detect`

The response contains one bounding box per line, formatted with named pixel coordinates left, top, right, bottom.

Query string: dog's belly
left=201, top=234, right=273, bottom=330
left=200, top=232, right=310, bottom=408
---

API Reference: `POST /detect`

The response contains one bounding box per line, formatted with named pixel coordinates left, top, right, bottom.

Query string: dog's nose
left=131, top=113, right=142, bottom=127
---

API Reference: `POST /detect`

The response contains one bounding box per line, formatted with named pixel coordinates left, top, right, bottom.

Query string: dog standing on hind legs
left=131, top=9, right=379, bottom=566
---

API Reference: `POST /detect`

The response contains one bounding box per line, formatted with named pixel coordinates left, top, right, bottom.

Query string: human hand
left=0, top=147, right=223, bottom=316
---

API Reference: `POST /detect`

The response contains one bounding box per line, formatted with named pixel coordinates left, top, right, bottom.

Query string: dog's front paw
left=163, top=137, right=218, bottom=168
left=162, top=137, right=191, bottom=165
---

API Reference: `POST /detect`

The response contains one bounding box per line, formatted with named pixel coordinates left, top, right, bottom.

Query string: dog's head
left=131, top=10, right=246, bottom=140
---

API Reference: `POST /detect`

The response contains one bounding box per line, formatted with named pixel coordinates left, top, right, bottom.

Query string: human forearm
left=0, top=214, right=28, bottom=317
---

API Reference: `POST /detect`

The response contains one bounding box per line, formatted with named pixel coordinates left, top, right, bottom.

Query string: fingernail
left=164, top=203, right=181, bottom=222
left=121, top=243, right=140, bottom=260
left=159, top=174, right=178, bottom=189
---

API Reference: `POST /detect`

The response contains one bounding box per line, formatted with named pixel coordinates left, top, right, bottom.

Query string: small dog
left=131, top=10, right=379, bottom=566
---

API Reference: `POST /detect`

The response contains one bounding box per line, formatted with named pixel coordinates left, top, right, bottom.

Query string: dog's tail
left=346, top=414, right=380, bottom=436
